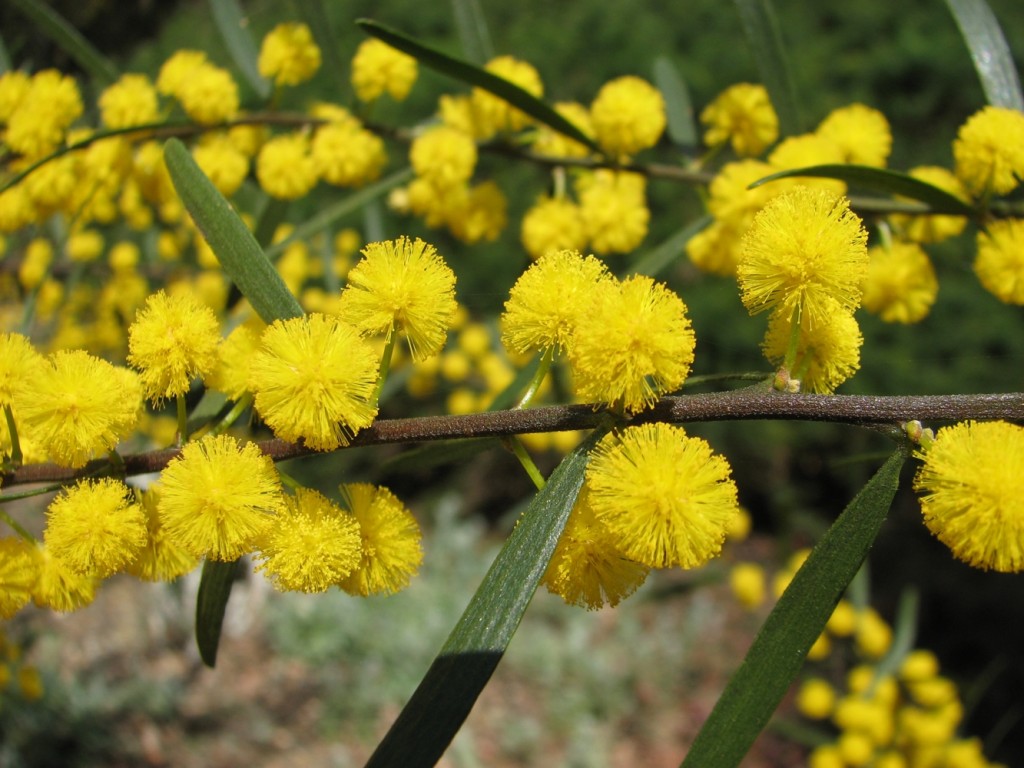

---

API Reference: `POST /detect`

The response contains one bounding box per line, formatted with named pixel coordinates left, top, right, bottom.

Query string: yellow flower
left=590, top=75, right=665, bottom=158
left=192, top=133, right=250, bottom=197
left=98, top=73, right=159, bottom=129
left=249, top=314, right=379, bottom=450
left=409, top=125, right=478, bottom=188
left=338, top=483, right=423, bottom=596
left=578, top=169, right=649, bottom=254
left=862, top=241, right=938, bottom=323
left=816, top=103, right=892, bottom=167
left=312, top=122, right=387, bottom=188
left=914, top=420, right=1024, bottom=572
left=737, top=187, right=868, bottom=327
left=569, top=275, right=695, bottom=414
left=953, top=106, right=1024, bottom=197
left=531, top=101, right=594, bottom=159
left=4, top=70, right=82, bottom=158
left=44, top=478, right=148, bottom=578
left=16, top=350, right=142, bottom=468
left=0, top=332, right=46, bottom=408
left=761, top=299, right=862, bottom=393
left=501, top=248, right=611, bottom=357
left=729, top=562, right=766, bottom=609
left=796, top=678, right=836, bottom=720
left=586, top=424, right=739, bottom=569
left=470, top=55, right=543, bottom=138
left=127, top=289, right=221, bottom=402
left=18, top=237, right=52, bottom=290
left=158, top=434, right=285, bottom=561
left=890, top=166, right=969, bottom=244
left=176, top=63, right=239, bottom=125
left=0, top=70, right=30, bottom=121
left=206, top=321, right=262, bottom=402
left=974, top=217, right=1024, bottom=305
left=256, top=132, right=319, bottom=200
left=31, top=543, right=97, bottom=612
left=543, top=486, right=650, bottom=610
left=700, top=83, right=778, bottom=157
left=351, top=38, right=418, bottom=102
left=258, top=22, right=321, bottom=87
left=255, top=487, right=362, bottom=593
left=445, top=181, right=508, bottom=244
left=156, top=50, right=208, bottom=96
left=520, top=196, right=588, bottom=260
left=0, top=538, right=39, bottom=619
left=126, top=486, right=200, bottom=582
left=336, top=236, right=458, bottom=361
left=768, top=134, right=847, bottom=195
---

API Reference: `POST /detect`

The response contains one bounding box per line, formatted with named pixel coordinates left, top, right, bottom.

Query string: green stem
left=177, top=394, right=188, bottom=444
left=515, top=347, right=554, bottom=409
left=0, top=507, right=36, bottom=541
left=4, top=404, right=23, bottom=467
left=276, top=466, right=301, bottom=491
left=373, top=323, right=400, bottom=405
left=194, top=393, right=255, bottom=439
left=505, top=435, right=546, bottom=490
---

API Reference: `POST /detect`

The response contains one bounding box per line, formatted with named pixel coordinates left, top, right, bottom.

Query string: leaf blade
left=195, top=558, right=241, bottom=667
left=944, top=0, right=1024, bottom=112
left=451, top=0, right=495, bottom=65
left=653, top=56, right=698, bottom=148
left=732, top=0, right=803, bottom=136
left=208, top=0, right=272, bottom=100
left=9, top=0, right=119, bottom=85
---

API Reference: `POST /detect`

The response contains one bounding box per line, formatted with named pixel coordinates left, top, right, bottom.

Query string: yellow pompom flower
left=974, top=218, right=1024, bottom=305
left=470, top=55, right=543, bottom=138
left=4, top=70, right=82, bottom=158
left=98, top=73, right=159, bottom=129
left=578, top=169, right=650, bottom=254
left=862, top=241, right=938, bottom=323
left=312, top=122, right=387, bottom=188
left=816, top=103, right=892, bottom=167
left=31, top=543, right=96, bottom=612
left=0, top=332, right=46, bottom=409
left=336, top=236, right=458, bottom=361
left=258, top=22, right=321, bottom=87
left=569, top=275, right=695, bottom=413
left=0, top=538, right=39, bottom=619
left=256, top=132, right=319, bottom=200
left=520, top=196, right=588, bottom=260
left=700, top=82, right=778, bottom=157
left=158, top=434, right=285, bottom=561
left=531, top=101, right=594, bottom=159
left=176, top=63, right=239, bottom=125
left=127, top=289, right=221, bottom=402
left=543, top=486, right=650, bottom=610
left=586, top=424, right=739, bottom=569
left=768, top=134, right=847, bottom=196
left=737, top=187, right=869, bottom=327
left=44, top=478, right=147, bottom=578
left=410, top=125, right=478, bottom=189
left=0, top=70, right=30, bottom=121
left=249, top=314, right=379, bottom=450
left=18, top=237, right=52, bottom=290
left=445, top=180, right=508, bottom=244
left=797, top=678, right=837, bottom=720
left=501, top=248, right=611, bottom=357
left=351, top=38, right=418, bottom=102
left=914, top=420, right=1024, bottom=572
left=206, top=322, right=262, bottom=402
left=255, top=487, right=362, bottom=593
left=590, top=75, right=665, bottom=158
left=890, top=166, right=969, bottom=244
left=761, top=299, right=862, bottom=393
left=156, top=50, right=208, bottom=96
left=192, top=133, right=250, bottom=197
left=953, top=105, right=1024, bottom=197
left=729, top=562, right=766, bottom=609
left=16, top=351, right=141, bottom=468
left=338, top=483, right=423, bottom=596
left=126, top=487, right=199, bottom=582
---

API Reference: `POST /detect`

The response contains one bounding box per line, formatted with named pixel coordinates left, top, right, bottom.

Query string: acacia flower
left=761, top=299, right=862, bottom=393
left=0, top=332, right=46, bottom=408
left=700, top=82, right=778, bottom=157
left=256, top=132, right=318, bottom=200
left=569, top=275, right=695, bottom=414
left=312, top=121, right=387, bottom=188
left=862, top=241, right=938, bottom=323
left=351, top=38, right=418, bottom=102
left=31, top=543, right=97, bottom=612
left=543, top=486, right=650, bottom=610
left=520, top=196, right=588, bottom=260
left=737, top=187, right=868, bottom=327
left=590, top=75, right=666, bottom=158
left=192, top=133, right=250, bottom=197
left=914, top=420, right=1024, bottom=572
left=501, top=248, right=611, bottom=357
left=338, top=483, right=423, bottom=596
left=409, top=125, right=477, bottom=189
left=974, top=218, right=1024, bottom=305
left=258, top=22, right=321, bottom=87
left=578, top=169, right=650, bottom=254
left=336, top=236, right=458, bottom=361
left=729, top=562, right=767, bottom=609
left=255, top=488, right=362, bottom=593
left=815, top=103, right=892, bottom=167
left=0, top=537, right=39, bottom=619
left=44, top=478, right=148, bottom=578
left=889, top=166, right=969, bottom=244
left=126, top=487, right=199, bottom=582
left=953, top=106, right=1024, bottom=198
left=205, top=321, right=263, bottom=402
left=158, top=434, right=285, bottom=561
left=127, top=289, right=221, bottom=402
left=98, top=73, right=159, bottom=129
left=249, top=313, right=379, bottom=450
left=470, top=55, right=543, bottom=138
left=176, top=62, right=239, bottom=124
left=586, top=424, right=739, bottom=569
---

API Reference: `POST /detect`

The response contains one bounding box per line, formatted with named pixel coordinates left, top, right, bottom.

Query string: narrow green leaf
left=451, top=0, right=495, bottom=65
left=751, top=164, right=977, bottom=216
left=163, top=138, right=303, bottom=323
left=682, top=447, right=908, bottom=768
left=653, top=56, right=698, bottom=148
left=628, top=215, right=713, bottom=279
left=209, top=0, right=272, bottom=100
left=357, top=19, right=603, bottom=155
left=9, top=0, right=119, bottom=85
left=732, top=0, right=803, bottom=136
left=195, top=558, right=241, bottom=667
left=944, top=0, right=1024, bottom=112
left=0, top=32, right=12, bottom=74
left=366, top=427, right=608, bottom=767
left=295, top=0, right=348, bottom=98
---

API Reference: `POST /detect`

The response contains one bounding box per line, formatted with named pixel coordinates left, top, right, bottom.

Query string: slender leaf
left=209, top=0, right=272, bottom=100
left=628, top=215, right=713, bottom=279
left=682, top=447, right=908, bottom=768
left=366, top=427, right=608, bottom=767
left=654, top=56, right=698, bottom=148
left=357, top=19, right=603, bottom=155
left=944, top=0, right=1024, bottom=112
left=195, top=558, right=241, bottom=667
left=295, top=0, right=347, bottom=98
left=732, top=0, right=803, bottom=136
left=163, top=138, right=303, bottom=323
left=451, top=0, right=495, bottom=65
left=9, top=0, right=119, bottom=85
left=0, top=32, right=12, bottom=74
left=751, top=164, right=977, bottom=216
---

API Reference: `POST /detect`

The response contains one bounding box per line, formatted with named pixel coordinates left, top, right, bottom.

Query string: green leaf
left=451, top=0, right=495, bottom=65
left=366, top=427, right=608, bottom=767
left=653, top=56, right=698, bottom=148
left=209, top=0, right=271, bottom=100
left=195, top=558, right=241, bottom=667
left=163, top=138, right=303, bottom=323
left=681, top=447, right=908, bottom=768
left=356, top=19, right=603, bottom=155
left=944, top=0, right=1024, bottom=112
left=750, top=164, right=977, bottom=216
left=295, top=0, right=348, bottom=98
left=0, top=32, right=12, bottom=74
left=9, top=0, right=119, bottom=85
left=732, top=0, right=803, bottom=136
left=628, top=215, right=713, bottom=279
